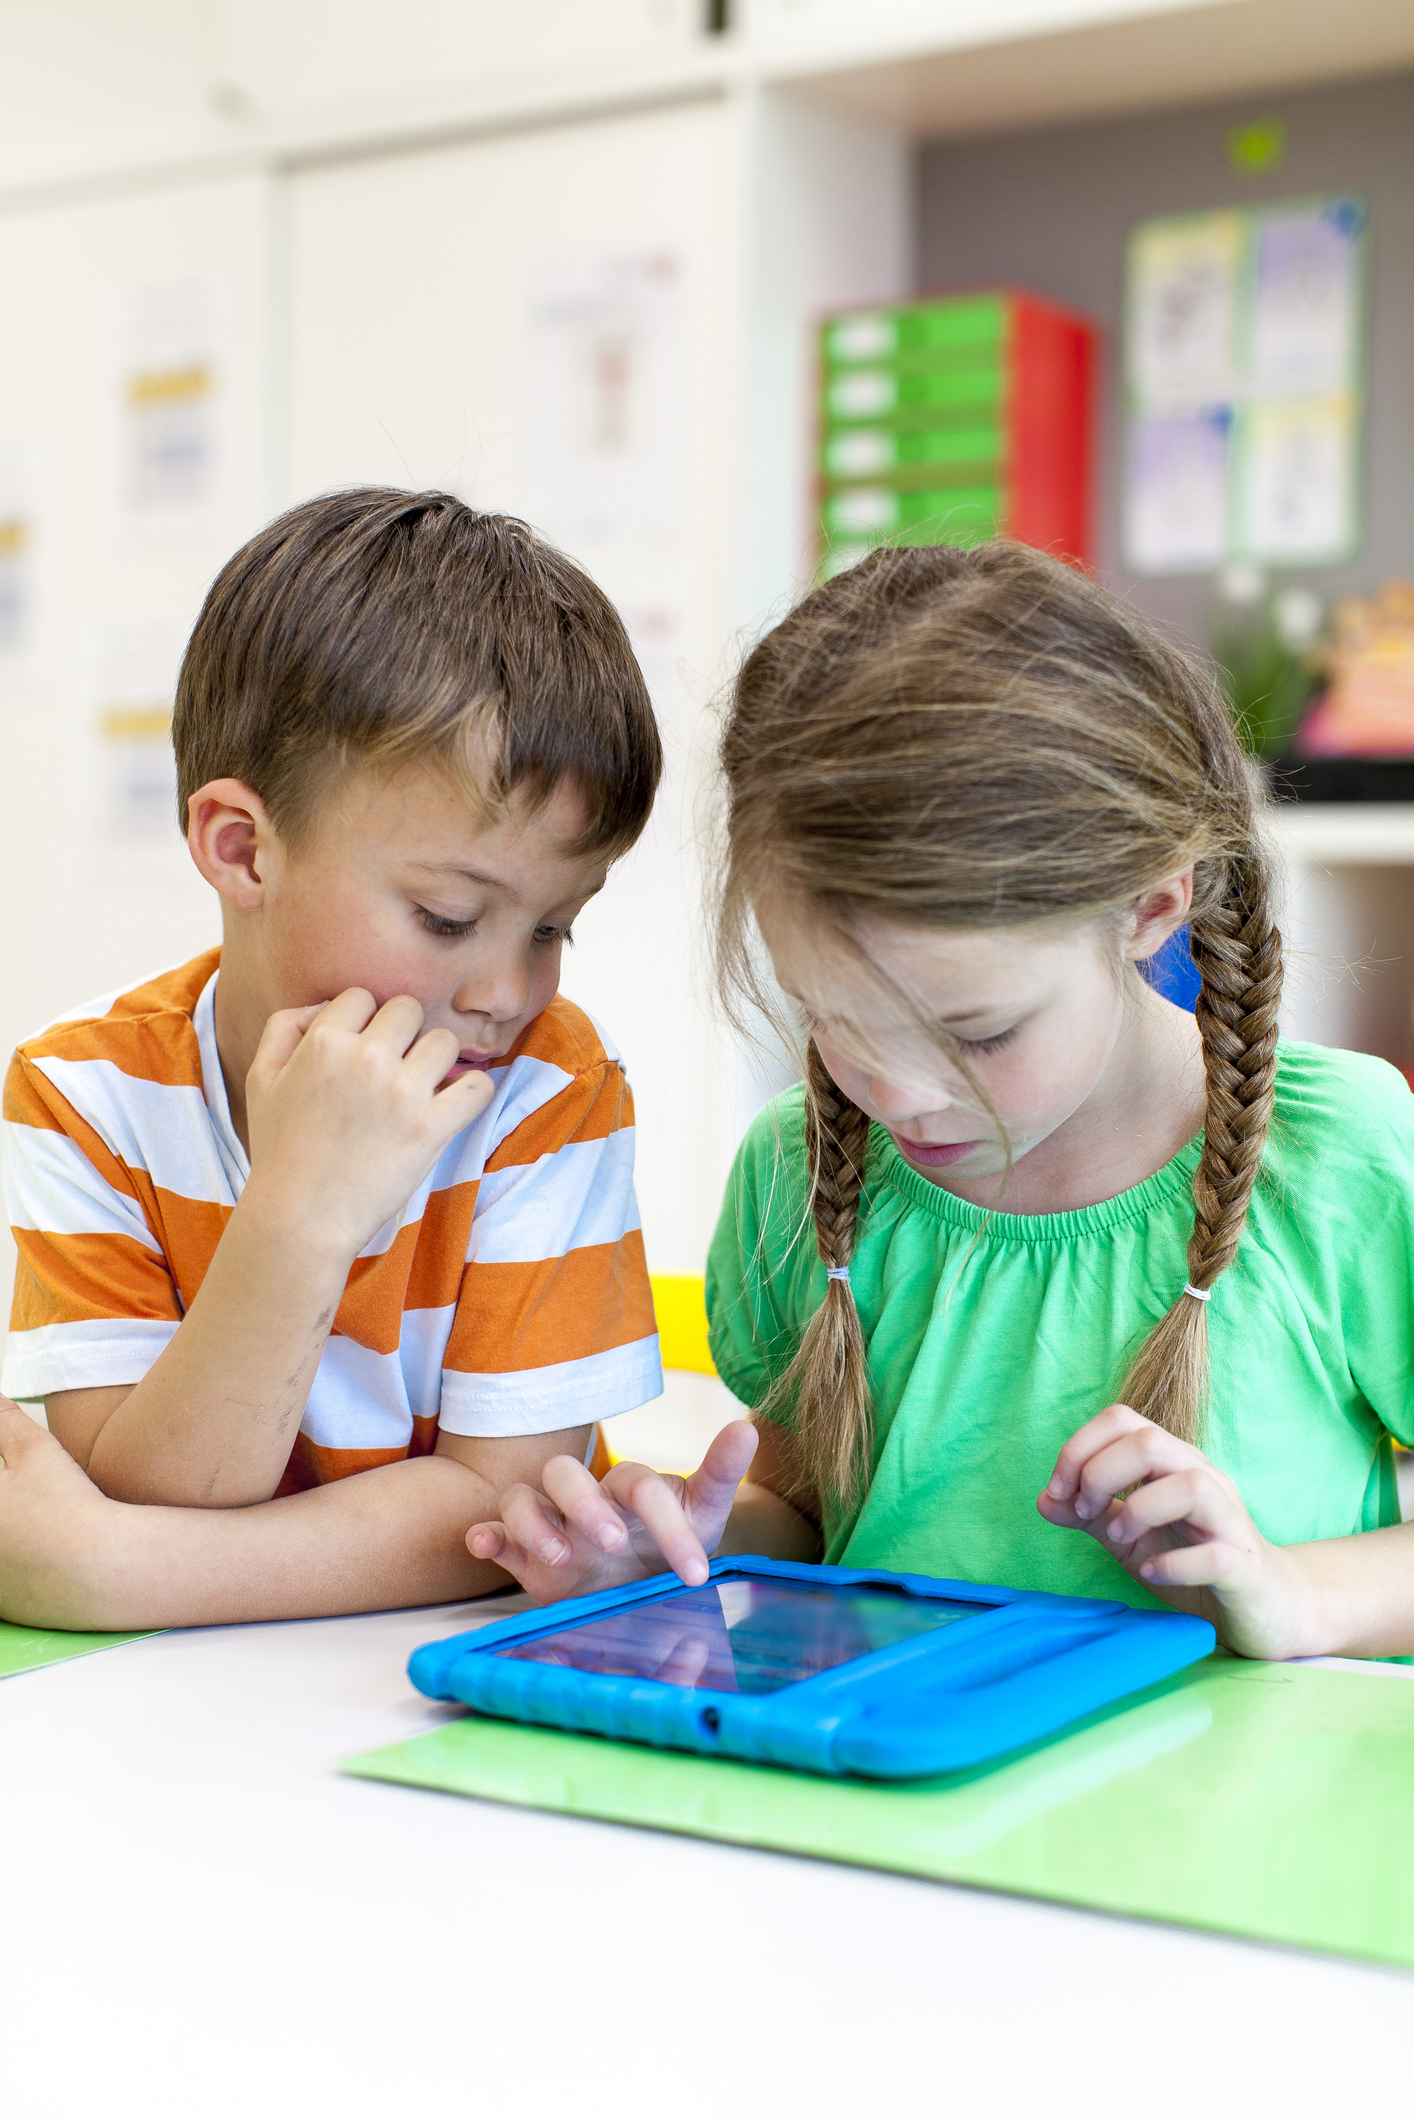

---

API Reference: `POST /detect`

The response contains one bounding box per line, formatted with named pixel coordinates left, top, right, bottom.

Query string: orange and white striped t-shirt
left=2, top=949, right=662, bottom=1492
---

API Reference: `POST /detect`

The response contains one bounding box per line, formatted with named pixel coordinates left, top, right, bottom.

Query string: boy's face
left=245, top=763, right=606, bottom=1069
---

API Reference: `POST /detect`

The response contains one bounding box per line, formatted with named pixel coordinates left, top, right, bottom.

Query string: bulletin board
left=1123, top=196, right=1366, bottom=575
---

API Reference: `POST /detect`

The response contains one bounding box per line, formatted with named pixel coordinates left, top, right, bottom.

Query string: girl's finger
left=1073, top=1427, right=1203, bottom=1520
left=1034, top=1487, right=1091, bottom=1532
left=498, top=1481, right=574, bottom=1566
left=1106, top=1466, right=1246, bottom=1548
left=1139, top=1538, right=1253, bottom=1591
left=1044, top=1403, right=1154, bottom=1501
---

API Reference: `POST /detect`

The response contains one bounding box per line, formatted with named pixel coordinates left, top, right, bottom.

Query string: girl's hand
left=1037, top=1404, right=1313, bottom=1660
left=466, top=1420, right=759, bottom=1606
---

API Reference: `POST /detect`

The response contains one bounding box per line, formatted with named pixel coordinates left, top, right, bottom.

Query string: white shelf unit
left=2, top=0, right=1414, bottom=1295
left=1271, top=809, right=1414, bottom=1068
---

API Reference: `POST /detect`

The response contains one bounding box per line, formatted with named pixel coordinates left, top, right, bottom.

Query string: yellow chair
left=647, top=1273, right=715, bottom=1377
left=592, top=1274, right=717, bottom=1476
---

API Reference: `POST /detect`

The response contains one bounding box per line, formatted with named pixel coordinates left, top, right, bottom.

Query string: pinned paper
left=1235, top=398, right=1357, bottom=564
left=522, top=252, right=687, bottom=549
left=1124, top=197, right=1366, bottom=574
left=0, top=439, right=35, bottom=657
left=119, top=279, right=226, bottom=526
left=1126, top=413, right=1230, bottom=574
left=1251, top=204, right=1364, bottom=397
left=1127, top=211, right=1243, bottom=411
left=90, top=619, right=186, bottom=848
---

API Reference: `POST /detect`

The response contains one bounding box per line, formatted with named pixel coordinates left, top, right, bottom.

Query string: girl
left=469, top=542, right=1414, bottom=1660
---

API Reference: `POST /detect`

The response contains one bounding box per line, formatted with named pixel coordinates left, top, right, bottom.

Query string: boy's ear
left=186, top=779, right=280, bottom=910
left=1123, top=866, right=1196, bottom=963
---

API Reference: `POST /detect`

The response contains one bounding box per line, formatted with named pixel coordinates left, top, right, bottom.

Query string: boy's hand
left=1037, top=1404, right=1313, bottom=1660
left=241, top=990, right=496, bottom=1264
left=0, top=1399, right=121, bottom=1629
left=466, top=1420, right=759, bottom=1604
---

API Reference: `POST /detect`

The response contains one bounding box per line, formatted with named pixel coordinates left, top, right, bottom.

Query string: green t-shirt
left=706, top=1042, right=1414, bottom=1608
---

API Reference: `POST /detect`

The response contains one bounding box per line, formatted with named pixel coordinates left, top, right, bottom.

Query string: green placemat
left=0, top=1620, right=153, bottom=1679
left=346, top=1658, right=1414, bottom=1970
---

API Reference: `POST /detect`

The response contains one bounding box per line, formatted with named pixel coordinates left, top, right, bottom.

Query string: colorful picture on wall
left=1124, top=197, right=1366, bottom=575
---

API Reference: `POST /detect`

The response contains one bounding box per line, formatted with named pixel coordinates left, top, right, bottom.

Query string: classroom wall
left=283, top=97, right=747, bottom=1278
left=0, top=0, right=703, bottom=185
left=0, top=96, right=751, bottom=1298
left=916, top=68, right=1414, bottom=648
left=0, top=172, right=278, bottom=1310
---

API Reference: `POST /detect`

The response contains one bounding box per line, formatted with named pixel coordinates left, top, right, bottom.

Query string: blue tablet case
left=410, top=1557, right=1216, bottom=1780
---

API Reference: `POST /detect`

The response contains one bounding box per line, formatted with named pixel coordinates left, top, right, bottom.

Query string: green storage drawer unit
left=823, top=425, right=1002, bottom=481
left=821, top=486, right=1002, bottom=579
left=824, top=366, right=1004, bottom=425
left=817, top=290, right=1097, bottom=578
left=823, top=294, right=1007, bottom=372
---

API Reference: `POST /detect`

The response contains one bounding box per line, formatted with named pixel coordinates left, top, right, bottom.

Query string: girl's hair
left=716, top=540, right=1282, bottom=1509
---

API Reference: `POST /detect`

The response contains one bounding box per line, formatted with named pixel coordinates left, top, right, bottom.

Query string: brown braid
left=804, top=1041, right=872, bottom=1276
left=757, top=1043, right=874, bottom=1508
left=1118, top=854, right=1283, bottom=1442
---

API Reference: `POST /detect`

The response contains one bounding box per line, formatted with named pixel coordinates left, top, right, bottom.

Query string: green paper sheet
left=346, top=1658, right=1414, bottom=1970
left=0, top=1620, right=152, bottom=1679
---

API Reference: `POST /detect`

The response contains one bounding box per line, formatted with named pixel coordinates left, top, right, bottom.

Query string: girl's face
left=759, top=897, right=1181, bottom=1187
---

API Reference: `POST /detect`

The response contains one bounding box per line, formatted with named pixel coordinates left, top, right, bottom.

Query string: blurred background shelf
left=1271, top=805, right=1414, bottom=867
left=1269, top=808, right=1414, bottom=1063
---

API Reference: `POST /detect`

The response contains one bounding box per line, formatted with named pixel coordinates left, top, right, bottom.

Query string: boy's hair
left=174, top=488, right=662, bottom=857
left=717, top=540, right=1281, bottom=1509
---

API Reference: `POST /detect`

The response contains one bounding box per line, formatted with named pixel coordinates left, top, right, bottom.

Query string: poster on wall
left=117, top=278, right=228, bottom=538
left=520, top=250, right=687, bottom=549
left=87, top=619, right=188, bottom=883
left=0, top=440, right=36, bottom=662
left=1124, top=197, right=1366, bottom=575
left=1127, top=210, right=1244, bottom=412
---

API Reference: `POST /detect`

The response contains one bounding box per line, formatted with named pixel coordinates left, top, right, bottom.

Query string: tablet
left=410, top=1557, right=1215, bottom=1780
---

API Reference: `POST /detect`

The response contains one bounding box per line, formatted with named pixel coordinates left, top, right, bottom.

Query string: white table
left=4, top=1603, right=1411, bottom=2120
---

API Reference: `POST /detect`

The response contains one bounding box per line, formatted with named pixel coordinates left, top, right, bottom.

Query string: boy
left=0, top=488, right=664, bottom=1629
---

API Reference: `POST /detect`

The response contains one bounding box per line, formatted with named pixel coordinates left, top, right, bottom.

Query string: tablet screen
left=494, top=1573, right=990, bottom=1694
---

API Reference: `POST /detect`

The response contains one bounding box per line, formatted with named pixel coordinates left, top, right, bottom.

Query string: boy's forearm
left=84, top=1199, right=352, bottom=1507
left=26, top=1453, right=509, bottom=1633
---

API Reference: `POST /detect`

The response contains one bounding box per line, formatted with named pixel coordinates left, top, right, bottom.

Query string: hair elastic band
left=1183, top=1283, right=1211, bottom=1303
left=826, top=1265, right=851, bottom=1283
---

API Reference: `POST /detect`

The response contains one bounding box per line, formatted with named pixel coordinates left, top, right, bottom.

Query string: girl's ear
left=1123, top=866, right=1196, bottom=962
left=186, top=779, right=281, bottom=911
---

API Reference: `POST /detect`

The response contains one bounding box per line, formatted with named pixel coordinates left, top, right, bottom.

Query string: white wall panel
left=0, top=1, right=219, bottom=174
left=216, top=0, right=697, bottom=118
left=738, top=87, right=913, bottom=627
left=0, top=172, right=276, bottom=1305
left=286, top=99, right=743, bottom=1276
